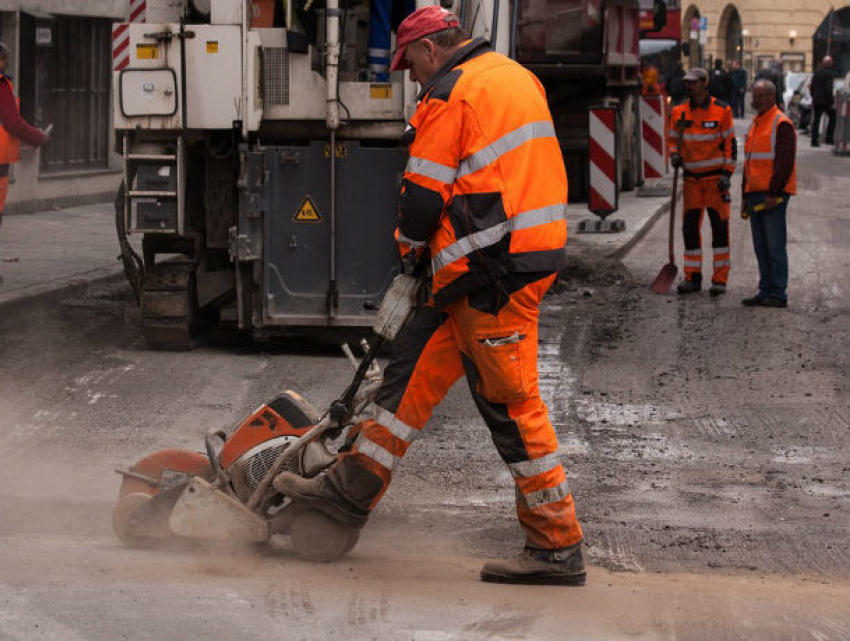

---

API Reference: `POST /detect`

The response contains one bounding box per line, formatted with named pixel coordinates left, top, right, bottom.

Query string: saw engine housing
left=218, top=391, right=321, bottom=503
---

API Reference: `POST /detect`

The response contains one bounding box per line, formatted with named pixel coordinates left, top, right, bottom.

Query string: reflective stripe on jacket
left=743, top=105, right=797, bottom=195
left=0, top=75, right=21, bottom=165
left=667, top=96, right=735, bottom=176
left=398, top=38, right=568, bottom=308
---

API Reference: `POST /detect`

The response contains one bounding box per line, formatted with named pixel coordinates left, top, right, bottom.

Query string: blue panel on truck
left=263, top=141, right=407, bottom=326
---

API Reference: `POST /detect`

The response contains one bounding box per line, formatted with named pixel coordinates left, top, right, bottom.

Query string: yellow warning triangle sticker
left=293, top=195, right=322, bottom=223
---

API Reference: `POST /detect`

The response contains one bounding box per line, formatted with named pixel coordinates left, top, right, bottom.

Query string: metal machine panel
left=263, top=141, right=407, bottom=325
left=113, top=23, right=183, bottom=130
left=120, top=68, right=179, bottom=117
left=260, top=45, right=405, bottom=121
left=185, top=25, right=242, bottom=129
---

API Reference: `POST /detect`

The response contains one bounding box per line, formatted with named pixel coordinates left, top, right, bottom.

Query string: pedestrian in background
left=274, top=6, right=586, bottom=587
left=755, top=59, right=784, bottom=111
left=668, top=67, right=737, bottom=297
left=709, top=58, right=732, bottom=105
left=810, top=55, right=837, bottom=147
left=666, top=61, right=686, bottom=105
left=0, top=41, right=49, bottom=229
left=741, top=79, right=796, bottom=308
left=730, top=59, right=748, bottom=118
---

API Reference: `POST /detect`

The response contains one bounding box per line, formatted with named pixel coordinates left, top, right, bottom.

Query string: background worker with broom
left=667, top=67, right=737, bottom=296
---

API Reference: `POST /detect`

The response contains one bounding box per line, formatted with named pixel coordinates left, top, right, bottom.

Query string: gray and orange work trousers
left=682, top=175, right=731, bottom=285
left=327, top=273, right=583, bottom=550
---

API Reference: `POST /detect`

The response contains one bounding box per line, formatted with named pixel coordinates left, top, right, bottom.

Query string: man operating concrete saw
left=274, top=5, right=585, bottom=586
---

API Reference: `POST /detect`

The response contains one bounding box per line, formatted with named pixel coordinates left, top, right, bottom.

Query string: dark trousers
left=731, top=91, right=746, bottom=118
left=811, top=104, right=836, bottom=145
left=747, top=193, right=789, bottom=300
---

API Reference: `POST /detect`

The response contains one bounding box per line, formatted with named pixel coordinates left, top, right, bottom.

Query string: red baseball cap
left=390, top=6, right=462, bottom=73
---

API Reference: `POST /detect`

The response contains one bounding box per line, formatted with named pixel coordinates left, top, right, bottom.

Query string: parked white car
left=783, top=72, right=812, bottom=111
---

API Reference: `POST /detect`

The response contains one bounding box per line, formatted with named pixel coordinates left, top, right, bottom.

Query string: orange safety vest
left=398, top=38, right=567, bottom=308
left=743, top=105, right=797, bottom=195
left=0, top=74, right=21, bottom=164
left=667, top=96, right=735, bottom=176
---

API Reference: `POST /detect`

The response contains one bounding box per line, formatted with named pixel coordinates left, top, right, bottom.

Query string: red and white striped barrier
left=112, top=0, right=146, bottom=72
left=112, top=24, right=131, bottom=71
left=640, top=94, right=666, bottom=180
left=589, top=106, right=618, bottom=215
left=129, top=0, right=147, bottom=23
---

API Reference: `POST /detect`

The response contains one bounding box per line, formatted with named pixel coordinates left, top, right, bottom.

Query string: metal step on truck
left=113, top=0, right=659, bottom=349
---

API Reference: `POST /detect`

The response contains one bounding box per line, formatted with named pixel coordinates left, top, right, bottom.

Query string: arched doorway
left=717, top=5, right=743, bottom=65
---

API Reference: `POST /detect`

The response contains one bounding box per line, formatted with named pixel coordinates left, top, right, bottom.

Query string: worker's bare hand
left=764, top=196, right=781, bottom=209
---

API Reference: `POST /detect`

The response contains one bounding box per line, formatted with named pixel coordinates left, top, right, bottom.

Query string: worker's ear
left=421, top=38, right=437, bottom=61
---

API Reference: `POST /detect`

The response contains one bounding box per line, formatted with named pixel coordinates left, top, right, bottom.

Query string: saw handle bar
left=205, top=428, right=232, bottom=492
left=329, top=336, right=386, bottom=426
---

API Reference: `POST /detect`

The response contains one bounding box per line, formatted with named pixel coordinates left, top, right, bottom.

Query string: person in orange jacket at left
left=667, top=67, right=736, bottom=296
left=0, top=41, right=50, bottom=229
left=641, top=64, right=662, bottom=95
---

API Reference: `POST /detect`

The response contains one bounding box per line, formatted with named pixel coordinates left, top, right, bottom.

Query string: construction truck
left=114, top=0, right=659, bottom=348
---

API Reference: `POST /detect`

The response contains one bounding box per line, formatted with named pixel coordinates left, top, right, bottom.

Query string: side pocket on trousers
left=470, top=325, right=531, bottom=403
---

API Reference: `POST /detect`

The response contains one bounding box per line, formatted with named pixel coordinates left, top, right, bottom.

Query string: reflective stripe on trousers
left=333, top=275, right=583, bottom=549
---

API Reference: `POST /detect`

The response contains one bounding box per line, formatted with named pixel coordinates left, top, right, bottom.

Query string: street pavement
left=0, top=201, right=132, bottom=312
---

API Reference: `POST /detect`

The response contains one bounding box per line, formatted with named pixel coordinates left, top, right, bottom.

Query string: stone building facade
left=681, top=1, right=841, bottom=77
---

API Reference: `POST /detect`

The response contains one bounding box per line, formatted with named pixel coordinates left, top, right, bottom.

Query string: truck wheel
left=290, top=510, right=354, bottom=562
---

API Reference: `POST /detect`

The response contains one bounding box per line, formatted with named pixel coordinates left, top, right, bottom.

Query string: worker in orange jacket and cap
left=275, top=5, right=585, bottom=586
left=668, top=67, right=736, bottom=296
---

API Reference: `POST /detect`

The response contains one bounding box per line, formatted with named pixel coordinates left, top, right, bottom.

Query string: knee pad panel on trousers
left=682, top=209, right=703, bottom=249
left=330, top=455, right=387, bottom=512
left=461, top=352, right=529, bottom=463
left=707, top=208, right=730, bottom=247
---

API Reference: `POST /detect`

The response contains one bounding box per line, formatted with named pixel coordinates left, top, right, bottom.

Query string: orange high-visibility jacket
left=667, top=95, right=735, bottom=177
left=0, top=75, right=21, bottom=164
left=743, top=105, right=797, bottom=195
left=397, top=38, right=568, bottom=308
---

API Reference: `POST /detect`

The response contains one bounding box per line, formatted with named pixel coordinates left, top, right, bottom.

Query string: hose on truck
left=115, top=180, right=144, bottom=305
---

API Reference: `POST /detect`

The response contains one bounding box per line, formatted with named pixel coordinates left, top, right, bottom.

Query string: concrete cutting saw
left=112, top=274, right=421, bottom=562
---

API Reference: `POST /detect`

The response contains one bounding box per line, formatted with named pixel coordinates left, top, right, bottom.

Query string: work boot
left=480, top=543, right=586, bottom=586
left=273, top=471, right=369, bottom=527
left=742, top=294, right=787, bottom=308
left=741, top=294, right=765, bottom=306
left=676, top=278, right=702, bottom=294
left=760, top=296, right=788, bottom=308
left=709, top=282, right=726, bottom=297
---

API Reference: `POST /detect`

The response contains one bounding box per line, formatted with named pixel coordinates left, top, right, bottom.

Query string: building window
left=31, top=15, right=112, bottom=173
left=780, top=52, right=806, bottom=73
left=756, top=54, right=773, bottom=70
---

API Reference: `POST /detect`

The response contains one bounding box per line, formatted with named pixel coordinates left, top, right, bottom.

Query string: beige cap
left=683, top=67, right=708, bottom=82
